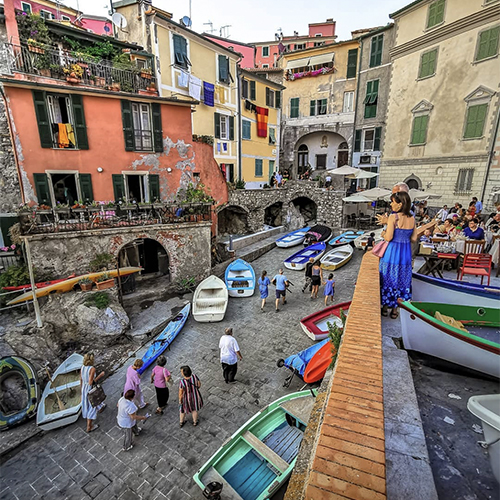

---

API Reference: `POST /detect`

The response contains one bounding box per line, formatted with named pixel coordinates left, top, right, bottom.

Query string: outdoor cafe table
left=417, top=253, right=459, bottom=278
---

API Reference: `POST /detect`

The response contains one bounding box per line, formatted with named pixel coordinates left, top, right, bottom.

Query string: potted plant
left=139, top=67, right=152, bottom=79
left=87, top=201, right=103, bottom=212
left=109, top=81, right=121, bottom=91
left=27, top=38, right=45, bottom=54
left=63, top=64, right=84, bottom=83
left=54, top=202, right=70, bottom=214
left=78, top=277, right=93, bottom=291
left=36, top=204, right=52, bottom=214
left=95, top=76, right=106, bottom=87
left=95, top=272, right=115, bottom=290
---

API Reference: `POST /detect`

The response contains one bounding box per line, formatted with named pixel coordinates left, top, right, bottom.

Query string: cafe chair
left=456, top=239, right=486, bottom=278
left=458, top=253, right=492, bottom=285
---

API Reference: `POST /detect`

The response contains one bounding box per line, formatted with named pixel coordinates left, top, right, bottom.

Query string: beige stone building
left=380, top=0, right=500, bottom=209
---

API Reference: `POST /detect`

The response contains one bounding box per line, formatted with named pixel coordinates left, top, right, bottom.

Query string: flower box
left=39, top=69, right=51, bottom=77
left=54, top=207, right=71, bottom=214
left=96, top=278, right=115, bottom=290
left=66, top=76, right=80, bottom=84
left=80, top=282, right=93, bottom=291
left=87, top=207, right=103, bottom=212
left=140, top=71, right=152, bottom=79
left=95, top=77, right=106, bottom=87
left=28, top=45, right=44, bottom=54
left=121, top=204, right=136, bottom=210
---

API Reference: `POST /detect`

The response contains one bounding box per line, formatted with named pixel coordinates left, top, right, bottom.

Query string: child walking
left=323, top=274, right=335, bottom=306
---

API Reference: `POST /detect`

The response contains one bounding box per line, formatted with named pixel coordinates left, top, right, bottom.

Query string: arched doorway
left=291, top=197, right=317, bottom=223
left=119, top=238, right=169, bottom=276
left=298, top=145, right=309, bottom=176
left=217, top=206, right=249, bottom=235
left=264, top=202, right=283, bottom=227
left=405, top=175, right=421, bottom=190
left=338, top=142, right=349, bottom=167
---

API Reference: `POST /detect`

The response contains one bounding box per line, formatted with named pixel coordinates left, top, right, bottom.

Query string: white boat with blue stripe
left=275, top=227, right=311, bottom=248
left=225, top=259, right=256, bottom=297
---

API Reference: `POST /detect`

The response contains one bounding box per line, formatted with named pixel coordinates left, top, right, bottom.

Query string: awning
left=308, top=53, right=334, bottom=66
left=286, top=57, right=310, bottom=70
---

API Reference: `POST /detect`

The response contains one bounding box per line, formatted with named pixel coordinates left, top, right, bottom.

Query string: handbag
left=88, top=384, right=106, bottom=408
left=372, top=240, right=388, bottom=258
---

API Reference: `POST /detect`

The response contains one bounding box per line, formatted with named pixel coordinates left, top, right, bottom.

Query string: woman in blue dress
left=380, top=192, right=418, bottom=319
left=258, top=270, right=271, bottom=311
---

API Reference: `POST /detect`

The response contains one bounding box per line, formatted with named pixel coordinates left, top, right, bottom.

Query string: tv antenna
left=203, top=21, right=217, bottom=34
left=220, top=25, right=232, bottom=38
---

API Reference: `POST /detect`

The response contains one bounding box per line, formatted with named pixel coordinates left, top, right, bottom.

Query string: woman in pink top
left=123, top=359, right=147, bottom=409
left=151, top=356, right=171, bottom=415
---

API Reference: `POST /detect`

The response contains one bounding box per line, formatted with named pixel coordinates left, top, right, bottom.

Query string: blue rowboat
left=412, top=273, right=500, bottom=309
left=193, top=390, right=316, bottom=500
left=329, top=230, right=364, bottom=247
left=137, top=303, right=190, bottom=375
left=275, top=227, right=311, bottom=248
left=284, top=242, right=326, bottom=271
left=225, top=259, right=256, bottom=298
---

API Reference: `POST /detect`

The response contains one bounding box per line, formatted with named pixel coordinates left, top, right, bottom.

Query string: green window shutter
left=71, top=95, right=89, bottom=150
left=275, top=91, right=281, bottom=108
left=320, top=99, right=327, bottom=114
left=476, top=27, right=500, bottom=61
left=229, top=116, right=234, bottom=141
left=269, top=127, right=275, bottom=144
left=214, top=113, right=221, bottom=139
left=419, top=49, right=437, bottom=78
left=149, top=174, right=160, bottom=201
left=121, top=100, right=134, bottom=151
left=265, top=87, right=270, bottom=106
left=370, top=35, right=383, bottom=67
left=364, top=81, right=373, bottom=104
left=250, top=80, right=256, bottom=100
left=255, top=159, right=263, bottom=177
left=151, top=102, right=163, bottom=153
left=219, top=55, right=229, bottom=83
left=32, top=90, right=52, bottom=148
left=354, top=130, right=362, bottom=152
left=290, top=97, right=299, bottom=118
left=427, top=0, right=445, bottom=28
left=173, top=34, right=187, bottom=67
left=411, top=115, right=429, bottom=145
left=347, top=49, right=358, bottom=79
left=78, top=173, right=94, bottom=203
left=33, top=173, right=51, bottom=206
left=242, top=120, right=251, bottom=140
left=310, top=100, right=316, bottom=116
left=374, top=127, right=382, bottom=151
left=112, top=174, right=125, bottom=201
left=464, top=104, right=487, bottom=139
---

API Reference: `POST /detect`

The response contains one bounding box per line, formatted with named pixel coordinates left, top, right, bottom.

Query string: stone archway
left=264, top=202, right=283, bottom=227
left=217, top=205, right=250, bottom=235
left=118, top=237, right=169, bottom=276
left=405, top=175, right=422, bottom=190
left=291, top=196, right=317, bottom=224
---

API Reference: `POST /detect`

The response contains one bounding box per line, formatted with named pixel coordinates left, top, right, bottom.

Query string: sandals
left=87, top=424, right=99, bottom=433
left=381, top=307, right=389, bottom=317
left=155, top=408, right=164, bottom=415
left=390, top=310, right=399, bottom=319
left=180, top=421, right=185, bottom=428
left=193, top=421, right=199, bottom=426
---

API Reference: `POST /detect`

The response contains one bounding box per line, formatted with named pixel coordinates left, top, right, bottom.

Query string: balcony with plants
left=5, top=11, right=157, bottom=95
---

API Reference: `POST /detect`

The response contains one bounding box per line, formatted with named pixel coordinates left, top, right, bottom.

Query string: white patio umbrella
left=331, top=165, right=360, bottom=176
left=342, top=194, right=373, bottom=202
left=408, top=189, right=442, bottom=201
left=357, top=187, right=391, bottom=200
left=347, top=170, right=379, bottom=180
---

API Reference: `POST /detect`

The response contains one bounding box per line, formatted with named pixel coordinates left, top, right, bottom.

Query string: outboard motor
left=203, top=481, right=223, bottom=500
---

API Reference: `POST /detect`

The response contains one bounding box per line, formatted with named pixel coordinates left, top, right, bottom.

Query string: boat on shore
left=303, top=225, right=331, bottom=246
left=412, top=273, right=500, bottom=309
left=36, top=353, right=84, bottom=431
left=328, top=231, right=364, bottom=247
left=225, top=259, right=255, bottom=297
left=353, top=228, right=383, bottom=249
left=193, top=276, right=228, bottom=322
left=320, top=245, right=353, bottom=271
left=399, top=300, right=500, bottom=378
left=275, top=227, right=310, bottom=248
left=193, top=390, right=316, bottom=500
left=0, top=356, right=39, bottom=431
left=284, top=242, right=326, bottom=271
left=137, top=303, right=190, bottom=375
left=300, top=301, right=351, bottom=341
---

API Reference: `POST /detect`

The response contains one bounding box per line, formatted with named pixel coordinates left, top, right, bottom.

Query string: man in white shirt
left=436, top=205, right=449, bottom=222
left=117, top=390, right=148, bottom=451
left=219, top=328, right=243, bottom=384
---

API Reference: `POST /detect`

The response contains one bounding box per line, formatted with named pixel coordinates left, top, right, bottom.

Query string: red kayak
left=2, top=274, right=77, bottom=292
left=304, top=342, right=336, bottom=384
left=300, top=301, right=351, bottom=341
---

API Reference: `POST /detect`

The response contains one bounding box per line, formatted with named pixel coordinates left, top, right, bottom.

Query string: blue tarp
left=283, top=339, right=329, bottom=377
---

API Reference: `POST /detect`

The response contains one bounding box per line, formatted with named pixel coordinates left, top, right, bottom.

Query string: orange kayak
left=303, top=343, right=337, bottom=384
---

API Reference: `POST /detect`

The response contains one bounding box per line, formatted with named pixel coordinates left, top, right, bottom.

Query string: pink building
left=253, top=19, right=337, bottom=68
left=204, top=34, right=255, bottom=69
left=80, top=14, right=113, bottom=36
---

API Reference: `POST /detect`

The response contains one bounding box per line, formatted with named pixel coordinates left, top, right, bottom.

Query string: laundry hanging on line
left=65, top=123, right=76, bottom=146
left=178, top=70, right=189, bottom=88
left=188, top=74, right=202, bottom=100
left=245, top=100, right=257, bottom=113
left=216, top=85, right=225, bottom=104
left=203, top=82, right=215, bottom=107
left=255, top=106, right=269, bottom=138
left=57, top=123, right=70, bottom=148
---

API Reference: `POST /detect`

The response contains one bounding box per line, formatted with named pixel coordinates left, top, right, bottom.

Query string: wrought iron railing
left=18, top=203, right=213, bottom=235
left=2, top=43, right=156, bottom=94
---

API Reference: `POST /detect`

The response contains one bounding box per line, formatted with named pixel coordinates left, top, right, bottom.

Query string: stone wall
left=23, top=222, right=212, bottom=282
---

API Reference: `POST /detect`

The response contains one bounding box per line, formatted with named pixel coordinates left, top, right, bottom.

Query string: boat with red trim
left=300, top=301, right=351, bottom=341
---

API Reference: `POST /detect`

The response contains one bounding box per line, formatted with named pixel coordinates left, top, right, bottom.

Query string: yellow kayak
left=7, top=267, right=142, bottom=305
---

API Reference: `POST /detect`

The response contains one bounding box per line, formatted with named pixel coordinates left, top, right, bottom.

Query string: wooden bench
left=242, top=431, right=290, bottom=473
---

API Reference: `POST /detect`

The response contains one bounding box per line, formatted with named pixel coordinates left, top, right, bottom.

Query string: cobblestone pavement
left=0, top=246, right=362, bottom=500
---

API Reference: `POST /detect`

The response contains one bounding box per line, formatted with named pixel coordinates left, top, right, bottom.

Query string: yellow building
left=239, top=70, right=284, bottom=188
left=114, top=1, right=240, bottom=180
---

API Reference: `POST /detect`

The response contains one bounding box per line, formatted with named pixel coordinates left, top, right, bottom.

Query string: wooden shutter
left=229, top=116, right=234, bottom=141
left=112, top=174, right=125, bottom=201
left=71, top=95, right=89, bottom=150
left=152, top=102, right=163, bottom=152
left=464, top=104, right=487, bottom=139
left=347, top=49, right=358, bottom=79
left=173, top=34, right=187, bottom=67
left=214, top=113, right=221, bottom=139
left=354, top=130, right=362, bottom=152
left=369, top=35, right=383, bottom=67
left=219, top=55, right=228, bottom=82
left=290, top=98, right=299, bottom=118
left=427, top=0, right=445, bottom=28
left=33, top=173, right=51, bottom=206
left=121, top=100, right=134, bottom=151
left=78, top=173, right=94, bottom=202
left=310, top=100, right=316, bottom=116
left=477, top=27, right=500, bottom=61
left=411, top=115, right=429, bottom=144
left=250, top=81, right=256, bottom=100
left=32, top=90, right=52, bottom=148
left=374, top=127, right=382, bottom=151
left=275, top=91, right=281, bottom=108
left=149, top=174, right=160, bottom=201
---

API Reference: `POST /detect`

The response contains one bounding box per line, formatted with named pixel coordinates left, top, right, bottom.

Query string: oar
left=44, top=363, right=65, bottom=412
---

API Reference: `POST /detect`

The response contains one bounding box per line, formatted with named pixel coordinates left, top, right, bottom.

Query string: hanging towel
left=65, top=123, right=76, bottom=146
left=217, top=142, right=221, bottom=153
left=57, top=123, right=70, bottom=148
left=203, top=82, right=215, bottom=107
left=255, top=106, right=269, bottom=138
left=245, top=99, right=257, bottom=113
left=178, top=70, right=189, bottom=88
left=188, top=74, right=202, bottom=100
left=223, top=142, right=227, bottom=152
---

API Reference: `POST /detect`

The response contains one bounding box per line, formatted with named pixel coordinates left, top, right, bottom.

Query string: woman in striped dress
left=80, top=353, right=105, bottom=433
left=178, top=365, right=203, bottom=427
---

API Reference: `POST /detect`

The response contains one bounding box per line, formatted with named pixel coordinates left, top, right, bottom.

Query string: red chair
left=458, top=253, right=493, bottom=285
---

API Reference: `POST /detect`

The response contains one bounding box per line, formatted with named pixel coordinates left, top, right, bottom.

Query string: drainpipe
left=481, top=105, right=500, bottom=203
left=236, top=63, right=243, bottom=181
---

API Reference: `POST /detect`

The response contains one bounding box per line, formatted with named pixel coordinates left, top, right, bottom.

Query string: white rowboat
left=276, top=227, right=311, bottom=248
left=320, top=245, right=353, bottom=271
left=193, top=275, right=228, bottom=322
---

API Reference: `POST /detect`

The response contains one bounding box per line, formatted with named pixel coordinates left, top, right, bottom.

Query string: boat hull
left=399, top=301, right=500, bottom=378
left=303, top=343, right=335, bottom=384
left=276, top=227, right=310, bottom=248
left=284, top=243, right=326, bottom=271
left=225, top=259, right=256, bottom=298
left=354, top=229, right=383, bottom=249
left=193, top=276, right=228, bottom=323
left=300, top=301, right=351, bottom=341
left=320, top=245, right=353, bottom=271
left=412, top=273, right=500, bottom=308
left=328, top=231, right=364, bottom=247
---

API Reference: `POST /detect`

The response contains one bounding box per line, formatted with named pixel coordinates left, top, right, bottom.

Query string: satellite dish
left=111, top=12, right=128, bottom=29
left=181, top=16, right=192, bottom=28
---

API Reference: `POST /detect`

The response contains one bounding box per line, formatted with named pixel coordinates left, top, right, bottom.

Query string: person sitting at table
left=434, top=218, right=454, bottom=236
left=462, top=218, right=484, bottom=240
left=420, top=229, right=432, bottom=242
left=485, top=212, right=500, bottom=232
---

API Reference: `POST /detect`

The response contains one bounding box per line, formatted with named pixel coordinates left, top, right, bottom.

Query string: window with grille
left=131, top=103, right=153, bottom=151
left=475, top=26, right=500, bottom=62
left=427, top=0, right=445, bottom=29
left=455, top=168, right=474, bottom=194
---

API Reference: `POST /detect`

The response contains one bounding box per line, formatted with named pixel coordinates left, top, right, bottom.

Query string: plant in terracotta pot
left=78, top=277, right=93, bottom=291
left=95, top=272, right=115, bottom=290
left=63, top=64, right=83, bottom=83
